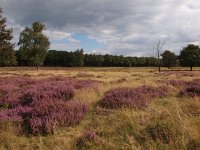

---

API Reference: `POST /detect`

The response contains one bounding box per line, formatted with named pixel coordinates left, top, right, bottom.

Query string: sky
left=1, top=0, right=200, bottom=56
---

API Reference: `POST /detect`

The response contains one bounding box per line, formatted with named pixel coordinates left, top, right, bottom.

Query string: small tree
left=161, top=50, right=177, bottom=68
left=18, top=21, right=50, bottom=70
left=179, top=44, right=200, bottom=71
left=153, top=40, right=166, bottom=72
left=0, top=8, right=16, bottom=66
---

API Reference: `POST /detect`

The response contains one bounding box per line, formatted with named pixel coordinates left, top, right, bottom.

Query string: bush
left=20, top=82, right=75, bottom=105
left=99, top=86, right=169, bottom=109
left=179, top=79, right=200, bottom=97
left=180, top=85, right=200, bottom=97
left=27, top=100, right=88, bottom=135
left=0, top=76, right=90, bottom=135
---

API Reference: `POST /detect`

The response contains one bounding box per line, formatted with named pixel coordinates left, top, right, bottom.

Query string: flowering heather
left=0, top=85, right=22, bottom=108
left=180, top=84, right=200, bottom=97
left=161, top=78, right=200, bottom=88
left=164, top=80, right=189, bottom=87
left=0, top=106, right=33, bottom=121
left=0, top=76, right=93, bottom=135
left=160, top=78, right=200, bottom=97
left=99, top=86, right=169, bottom=109
left=28, top=100, right=88, bottom=135
left=20, top=82, right=75, bottom=105
left=74, top=79, right=100, bottom=90
left=0, top=77, right=37, bottom=87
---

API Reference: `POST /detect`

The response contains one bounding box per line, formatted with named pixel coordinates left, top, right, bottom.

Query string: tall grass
left=0, top=67, right=200, bottom=149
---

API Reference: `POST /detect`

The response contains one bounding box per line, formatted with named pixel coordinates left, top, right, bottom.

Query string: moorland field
left=0, top=67, right=200, bottom=150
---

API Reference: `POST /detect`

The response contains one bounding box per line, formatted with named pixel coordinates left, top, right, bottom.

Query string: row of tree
left=35, top=45, right=200, bottom=70
left=1, top=8, right=200, bottom=70
left=43, top=50, right=158, bottom=67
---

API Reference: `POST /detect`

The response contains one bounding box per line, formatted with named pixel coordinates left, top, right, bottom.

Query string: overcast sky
left=1, top=0, right=200, bottom=56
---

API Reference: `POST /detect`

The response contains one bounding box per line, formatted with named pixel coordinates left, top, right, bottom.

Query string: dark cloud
left=1, top=0, right=200, bottom=56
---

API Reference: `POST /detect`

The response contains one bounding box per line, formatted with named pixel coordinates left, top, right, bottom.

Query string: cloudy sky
left=1, top=0, right=200, bottom=56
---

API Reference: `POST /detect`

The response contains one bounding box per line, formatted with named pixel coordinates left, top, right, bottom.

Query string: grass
left=0, top=67, right=200, bottom=150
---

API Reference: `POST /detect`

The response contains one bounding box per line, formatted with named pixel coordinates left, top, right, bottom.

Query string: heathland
left=0, top=67, right=200, bottom=150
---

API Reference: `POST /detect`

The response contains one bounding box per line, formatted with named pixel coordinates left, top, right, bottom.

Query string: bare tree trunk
left=153, top=40, right=166, bottom=73
left=190, top=66, right=192, bottom=71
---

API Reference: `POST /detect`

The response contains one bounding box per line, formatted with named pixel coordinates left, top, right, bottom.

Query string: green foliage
left=43, top=51, right=159, bottom=67
left=44, top=49, right=84, bottom=67
left=179, top=44, right=200, bottom=70
left=161, top=50, right=177, bottom=67
left=18, top=21, right=50, bottom=66
left=0, top=8, right=16, bottom=66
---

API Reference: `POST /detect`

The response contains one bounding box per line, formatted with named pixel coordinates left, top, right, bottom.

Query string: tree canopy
left=179, top=44, right=200, bottom=71
left=161, top=50, right=177, bottom=68
left=18, top=21, right=50, bottom=67
left=0, top=8, right=16, bottom=66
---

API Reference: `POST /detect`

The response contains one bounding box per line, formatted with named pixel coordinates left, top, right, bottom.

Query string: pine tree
left=0, top=8, right=16, bottom=66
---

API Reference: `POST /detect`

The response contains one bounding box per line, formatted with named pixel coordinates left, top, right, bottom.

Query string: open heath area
left=0, top=67, right=200, bottom=150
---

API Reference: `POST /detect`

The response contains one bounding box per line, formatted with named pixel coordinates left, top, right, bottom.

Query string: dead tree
left=153, top=40, right=166, bottom=73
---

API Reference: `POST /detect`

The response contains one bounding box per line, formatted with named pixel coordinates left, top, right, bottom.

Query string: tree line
left=1, top=8, right=200, bottom=70
left=43, top=50, right=158, bottom=67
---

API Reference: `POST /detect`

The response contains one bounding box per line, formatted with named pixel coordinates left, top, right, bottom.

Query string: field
left=0, top=67, right=200, bottom=150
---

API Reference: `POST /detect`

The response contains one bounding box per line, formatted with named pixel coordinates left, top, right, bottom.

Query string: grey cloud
left=1, top=0, right=200, bottom=56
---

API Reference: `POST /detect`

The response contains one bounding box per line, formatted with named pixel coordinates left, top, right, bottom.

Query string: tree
left=153, top=40, right=166, bottom=72
left=18, top=21, right=50, bottom=69
left=74, top=49, right=84, bottom=67
left=0, top=8, right=16, bottom=66
left=179, top=44, right=200, bottom=71
left=161, top=50, right=177, bottom=68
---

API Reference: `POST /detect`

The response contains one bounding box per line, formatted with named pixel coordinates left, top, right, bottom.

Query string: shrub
left=166, top=80, right=188, bottom=87
left=20, top=82, right=75, bottom=105
left=180, top=79, right=200, bottom=97
left=99, top=86, right=169, bottom=109
left=74, top=80, right=100, bottom=90
left=0, top=85, right=22, bottom=108
left=0, top=76, right=91, bottom=135
left=0, top=106, right=33, bottom=122
left=27, top=100, right=88, bottom=135
left=180, top=85, right=200, bottom=97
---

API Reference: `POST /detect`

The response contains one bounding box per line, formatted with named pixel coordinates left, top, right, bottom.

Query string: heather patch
left=20, top=82, right=75, bottom=105
left=99, top=86, right=169, bottom=109
left=0, top=77, right=97, bottom=135
left=74, top=79, right=100, bottom=90
left=180, top=84, right=200, bottom=97
left=0, top=85, right=22, bottom=108
left=26, top=100, right=88, bottom=135
left=160, top=79, right=200, bottom=97
left=162, top=80, right=188, bottom=87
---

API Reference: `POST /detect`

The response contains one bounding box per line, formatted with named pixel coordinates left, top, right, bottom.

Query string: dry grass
left=0, top=67, right=200, bottom=149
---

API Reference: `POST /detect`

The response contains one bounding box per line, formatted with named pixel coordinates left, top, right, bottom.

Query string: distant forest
left=12, top=44, right=200, bottom=67
left=16, top=49, right=159, bottom=67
